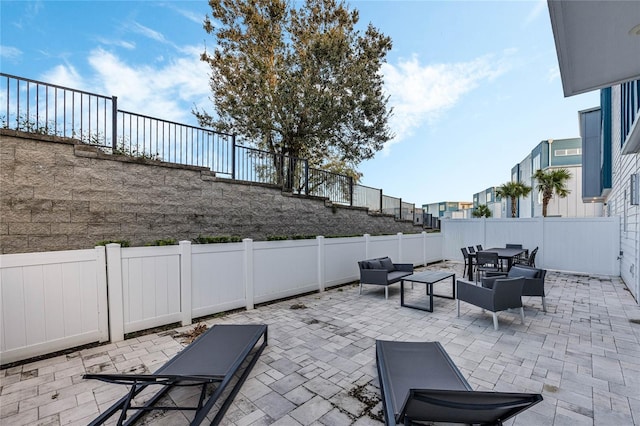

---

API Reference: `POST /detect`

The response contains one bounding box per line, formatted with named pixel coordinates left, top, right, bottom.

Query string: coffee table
left=400, top=271, right=456, bottom=312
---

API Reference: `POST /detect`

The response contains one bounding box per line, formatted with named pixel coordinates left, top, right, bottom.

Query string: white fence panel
left=542, top=217, right=620, bottom=275
left=368, top=235, right=400, bottom=260
left=441, top=217, right=620, bottom=276
left=191, top=243, right=246, bottom=318
left=120, top=246, right=182, bottom=334
left=0, top=248, right=108, bottom=364
left=442, top=220, right=486, bottom=261
left=252, top=240, right=319, bottom=304
left=484, top=218, right=541, bottom=252
left=324, top=237, right=366, bottom=288
left=402, top=234, right=425, bottom=266
left=424, top=233, right=444, bottom=264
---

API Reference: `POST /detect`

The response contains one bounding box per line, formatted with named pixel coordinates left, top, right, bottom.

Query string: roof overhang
left=548, top=0, right=640, bottom=97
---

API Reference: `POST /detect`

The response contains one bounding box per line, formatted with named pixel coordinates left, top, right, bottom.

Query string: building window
left=533, top=154, right=540, bottom=172
left=554, top=148, right=582, bottom=156
left=631, top=174, right=639, bottom=205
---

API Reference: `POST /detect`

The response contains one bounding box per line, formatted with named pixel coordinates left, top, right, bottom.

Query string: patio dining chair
left=461, top=247, right=473, bottom=278
left=475, top=251, right=500, bottom=282
left=467, top=246, right=476, bottom=254
left=515, top=247, right=538, bottom=267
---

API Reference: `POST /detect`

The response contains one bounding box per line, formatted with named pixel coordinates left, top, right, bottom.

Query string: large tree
left=533, top=168, right=571, bottom=217
left=196, top=0, right=393, bottom=188
left=496, top=181, right=532, bottom=218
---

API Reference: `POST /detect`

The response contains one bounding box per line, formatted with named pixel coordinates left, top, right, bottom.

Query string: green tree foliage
left=533, top=168, right=571, bottom=217
left=472, top=204, right=492, bottom=218
left=496, top=181, right=532, bottom=218
left=196, top=0, right=393, bottom=186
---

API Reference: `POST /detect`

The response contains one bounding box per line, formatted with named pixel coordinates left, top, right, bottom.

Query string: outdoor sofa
left=358, top=257, right=413, bottom=299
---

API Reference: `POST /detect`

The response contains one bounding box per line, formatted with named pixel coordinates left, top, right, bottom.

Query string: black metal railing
left=1, top=73, right=115, bottom=146
left=1, top=73, right=421, bottom=223
left=117, top=109, right=234, bottom=172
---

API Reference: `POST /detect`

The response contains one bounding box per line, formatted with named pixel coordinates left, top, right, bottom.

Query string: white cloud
left=96, top=37, right=136, bottom=50
left=0, top=45, right=23, bottom=60
left=130, top=22, right=168, bottom=44
left=523, top=0, right=547, bottom=27
left=381, top=52, right=513, bottom=150
left=547, top=66, right=560, bottom=83
left=40, top=46, right=211, bottom=125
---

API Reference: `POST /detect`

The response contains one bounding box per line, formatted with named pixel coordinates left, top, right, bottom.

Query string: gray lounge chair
left=84, top=324, right=267, bottom=425
left=376, top=340, right=543, bottom=425
left=457, top=277, right=525, bottom=330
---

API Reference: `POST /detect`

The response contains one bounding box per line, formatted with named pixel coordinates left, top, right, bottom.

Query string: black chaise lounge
left=84, top=324, right=268, bottom=426
left=376, top=340, right=542, bottom=426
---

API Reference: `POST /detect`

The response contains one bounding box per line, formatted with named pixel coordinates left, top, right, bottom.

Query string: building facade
left=548, top=0, right=639, bottom=302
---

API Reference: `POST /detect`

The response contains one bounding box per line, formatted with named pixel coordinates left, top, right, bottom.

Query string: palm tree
left=533, top=168, right=571, bottom=217
left=496, top=181, right=532, bottom=218
left=472, top=204, right=492, bottom=218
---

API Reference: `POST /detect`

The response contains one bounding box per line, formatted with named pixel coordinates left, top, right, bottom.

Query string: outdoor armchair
left=483, top=264, right=548, bottom=312
left=457, top=277, right=525, bottom=330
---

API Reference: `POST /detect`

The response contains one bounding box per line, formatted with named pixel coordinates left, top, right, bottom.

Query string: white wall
left=609, top=85, right=640, bottom=301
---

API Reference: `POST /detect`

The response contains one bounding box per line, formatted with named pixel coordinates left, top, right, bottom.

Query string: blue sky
left=0, top=0, right=599, bottom=205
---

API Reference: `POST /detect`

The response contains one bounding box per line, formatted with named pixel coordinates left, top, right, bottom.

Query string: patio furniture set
left=82, top=251, right=545, bottom=425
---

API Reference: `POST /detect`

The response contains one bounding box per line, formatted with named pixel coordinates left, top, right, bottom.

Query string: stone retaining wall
left=0, top=131, right=425, bottom=254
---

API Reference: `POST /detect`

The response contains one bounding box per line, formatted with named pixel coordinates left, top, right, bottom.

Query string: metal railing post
left=304, top=159, right=309, bottom=195
left=349, top=176, right=354, bottom=206
left=231, top=134, right=236, bottom=180
left=111, top=96, right=118, bottom=150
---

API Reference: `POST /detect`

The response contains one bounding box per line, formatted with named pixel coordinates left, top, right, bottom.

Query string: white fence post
left=364, top=234, right=370, bottom=258
left=95, top=246, right=109, bottom=342
left=105, top=243, right=125, bottom=342
left=179, top=241, right=192, bottom=326
left=422, top=231, right=428, bottom=267
left=397, top=232, right=403, bottom=262
left=244, top=238, right=254, bottom=310
left=317, top=236, right=326, bottom=292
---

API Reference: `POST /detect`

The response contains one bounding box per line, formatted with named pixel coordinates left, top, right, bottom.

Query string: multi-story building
left=471, top=188, right=502, bottom=218
left=548, top=0, right=640, bottom=301
left=422, top=201, right=473, bottom=219
left=516, top=138, right=603, bottom=218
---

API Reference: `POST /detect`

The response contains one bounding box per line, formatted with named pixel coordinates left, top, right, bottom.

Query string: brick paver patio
left=1, top=261, right=639, bottom=425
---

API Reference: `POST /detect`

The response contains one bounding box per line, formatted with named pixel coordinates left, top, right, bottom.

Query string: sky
left=0, top=0, right=600, bottom=205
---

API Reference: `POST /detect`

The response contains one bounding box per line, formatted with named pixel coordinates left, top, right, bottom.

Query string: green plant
left=533, top=168, right=571, bottom=217
left=472, top=204, right=492, bottom=218
left=145, top=238, right=177, bottom=246
left=192, top=235, right=242, bottom=244
left=496, top=181, right=532, bottom=218
left=95, top=240, right=131, bottom=247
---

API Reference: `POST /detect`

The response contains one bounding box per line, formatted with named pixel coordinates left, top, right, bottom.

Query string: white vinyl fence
left=441, top=217, right=620, bottom=276
left=0, top=247, right=109, bottom=364
left=1, top=217, right=622, bottom=364
left=1, top=233, right=441, bottom=364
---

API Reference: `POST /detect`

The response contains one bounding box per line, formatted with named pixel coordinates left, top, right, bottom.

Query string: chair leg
left=492, top=313, right=499, bottom=330
left=385, top=286, right=388, bottom=300
left=542, top=297, right=547, bottom=312
left=359, top=283, right=362, bottom=295
left=457, top=300, right=460, bottom=317
left=520, top=307, right=525, bottom=324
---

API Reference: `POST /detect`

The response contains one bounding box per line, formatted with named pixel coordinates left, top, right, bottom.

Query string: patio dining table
left=467, top=247, right=525, bottom=280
